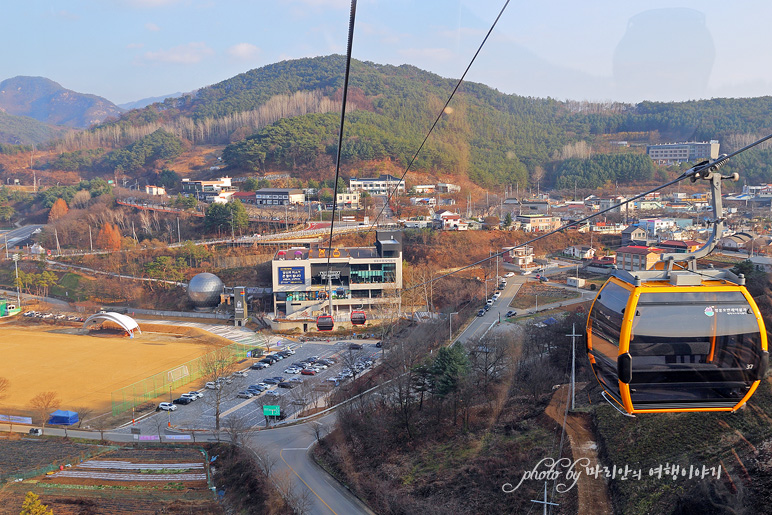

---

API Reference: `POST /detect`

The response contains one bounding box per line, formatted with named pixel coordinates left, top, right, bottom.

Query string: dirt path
left=544, top=384, right=613, bottom=515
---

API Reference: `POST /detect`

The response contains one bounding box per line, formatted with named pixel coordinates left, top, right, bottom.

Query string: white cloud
left=145, top=22, right=161, bottom=31
left=141, top=42, right=214, bottom=64
left=227, top=43, right=261, bottom=61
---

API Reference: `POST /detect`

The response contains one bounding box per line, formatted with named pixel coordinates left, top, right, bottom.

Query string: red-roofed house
left=615, top=246, right=664, bottom=271
left=658, top=240, right=702, bottom=253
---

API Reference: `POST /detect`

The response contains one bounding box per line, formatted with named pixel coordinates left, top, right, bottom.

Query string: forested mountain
left=0, top=110, right=69, bottom=145
left=29, top=56, right=772, bottom=188
left=0, top=76, right=123, bottom=128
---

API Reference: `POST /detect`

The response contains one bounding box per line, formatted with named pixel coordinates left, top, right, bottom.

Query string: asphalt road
left=1, top=224, right=44, bottom=253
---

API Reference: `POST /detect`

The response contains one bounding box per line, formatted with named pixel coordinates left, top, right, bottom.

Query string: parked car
left=506, top=310, right=517, bottom=318
left=348, top=343, right=363, bottom=350
left=180, top=393, right=198, bottom=402
left=187, top=391, right=203, bottom=399
left=157, top=402, right=177, bottom=411
left=237, top=391, right=254, bottom=398
left=205, top=382, right=220, bottom=390
left=232, top=370, right=248, bottom=378
left=284, top=348, right=296, bottom=355
left=284, top=367, right=300, bottom=374
left=505, top=272, right=515, bottom=277
left=492, top=292, right=501, bottom=300
left=173, top=397, right=192, bottom=405
left=28, top=428, right=42, bottom=436
left=251, top=362, right=269, bottom=370
left=486, top=299, right=494, bottom=306
left=477, top=309, right=486, bottom=317
left=265, top=390, right=281, bottom=397
left=248, top=383, right=269, bottom=392
left=288, top=377, right=304, bottom=383
left=301, top=368, right=317, bottom=376
left=375, top=341, right=382, bottom=348
left=278, top=381, right=298, bottom=389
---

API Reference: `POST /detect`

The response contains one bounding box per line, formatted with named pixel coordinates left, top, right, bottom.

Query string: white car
left=284, top=367, right=300, bottom=374
left=205, top=382, right=220, bottom=390
left=180, top=393, right=198, bottom=402
left=232, top=371, right=248, bottom=377
left=265, top=390, right=280, bottom=397
left=505, top=272, right=515, bottom=277
left=186, top=391, right=203, bottom=399
left=492, top=292, right=501, bottom=300
left=157, top=402, right=177, bottom=411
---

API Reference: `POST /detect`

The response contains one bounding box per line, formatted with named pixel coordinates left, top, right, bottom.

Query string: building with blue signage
left=271, top=231, right=403, bottom=330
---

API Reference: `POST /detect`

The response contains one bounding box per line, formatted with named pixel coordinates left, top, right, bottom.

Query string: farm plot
left=0, top=446, right=220, bottom=515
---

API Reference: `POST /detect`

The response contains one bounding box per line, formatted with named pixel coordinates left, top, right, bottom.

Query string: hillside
left=8, top=55, right=772, bottom=190
left=0, top=76, right=123, bottom=128
left=79, top=56, right=772, bottom=188
left=0, top=110, right=68, bottom=145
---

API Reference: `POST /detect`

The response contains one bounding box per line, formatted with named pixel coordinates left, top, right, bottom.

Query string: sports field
left=0, top=323, right=222, bottom=416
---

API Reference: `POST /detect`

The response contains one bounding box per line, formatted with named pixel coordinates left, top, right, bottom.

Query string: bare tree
left=29, top=391, right=61, bottom=435
left=340, top=348, right=367, bottom=381
left=89, top=414, right=112, bottom=441
left=222, top=413, right=258, bottom=446
left=74, top=406, right=94, bottom=428
left=249, top=441, right=279, bottom=476
left=200, top=347, right=238, bottom=431
left=274, top=469, right=314, bottom=515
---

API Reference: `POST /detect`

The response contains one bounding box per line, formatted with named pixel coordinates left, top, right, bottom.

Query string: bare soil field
left=0, top=323, right=220, bottom=416
left=0, top=444, right=221, bottom=515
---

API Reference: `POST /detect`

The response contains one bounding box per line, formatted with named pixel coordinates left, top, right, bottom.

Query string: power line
left=402, top=133, right=772, bottom=294
left=365, top=0, right=512, bottom=234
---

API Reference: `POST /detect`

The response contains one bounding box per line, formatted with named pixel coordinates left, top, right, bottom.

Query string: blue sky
left=3, top=0, right=771, bottom=105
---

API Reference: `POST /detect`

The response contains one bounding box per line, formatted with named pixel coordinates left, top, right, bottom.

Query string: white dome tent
left=82, top=312, right=141, bottom=338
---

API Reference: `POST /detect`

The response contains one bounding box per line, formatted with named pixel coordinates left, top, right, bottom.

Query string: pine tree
left=20, top=491, right=53, bottom=515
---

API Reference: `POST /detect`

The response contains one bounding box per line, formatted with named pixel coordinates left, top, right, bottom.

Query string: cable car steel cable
left=364, top=0, right=512, bottom=235
left=317, top=0, right=357, bottom=332
left=586, top=162, right=769, bottom=415
left=401, top=131, right=772, bottom=296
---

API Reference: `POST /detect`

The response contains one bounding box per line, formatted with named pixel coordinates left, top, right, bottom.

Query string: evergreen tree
left=20, top=491, right=53, bottom=515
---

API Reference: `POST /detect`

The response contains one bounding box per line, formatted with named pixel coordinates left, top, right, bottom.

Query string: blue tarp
left=48, top=409, right=79, bottom=426
left=543, top=317, right=558, bottom=326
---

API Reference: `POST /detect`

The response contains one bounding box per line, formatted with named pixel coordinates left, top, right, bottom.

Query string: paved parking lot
left=119, top=339, right=381, bottom=434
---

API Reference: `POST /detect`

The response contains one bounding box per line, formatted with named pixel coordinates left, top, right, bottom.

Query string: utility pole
left=54, top=229, right=61, bottom=256
left=449, top=312, right=458, bottom=342
left=567, top=323, right=581, bottom=411
left=89, top=226, right=93, bottom=252
left=177, top=217, right=181, bottom=243
left=531, top=482, right=559, bottom=515
left=4, top=233, right=8, bottom=260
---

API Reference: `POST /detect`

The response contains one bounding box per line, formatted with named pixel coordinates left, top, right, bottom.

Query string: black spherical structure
left=187, top=273, right=224, bottom=308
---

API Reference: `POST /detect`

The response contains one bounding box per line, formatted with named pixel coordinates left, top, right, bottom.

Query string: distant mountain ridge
left=118, top=92, right=184, bottom=111
left=0, top=76, right=123, bottom=128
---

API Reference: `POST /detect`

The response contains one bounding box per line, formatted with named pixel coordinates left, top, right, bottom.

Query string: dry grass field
left=0, top=322, right=225, bottom=417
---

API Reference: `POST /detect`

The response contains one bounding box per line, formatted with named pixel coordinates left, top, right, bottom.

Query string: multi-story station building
left=271, top=231, right=403, bottom=331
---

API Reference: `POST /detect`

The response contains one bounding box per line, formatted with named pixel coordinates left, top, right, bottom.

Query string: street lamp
left=12, top=254, right=21, bottom=308
left=449, top=312, right=458, bottom=342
